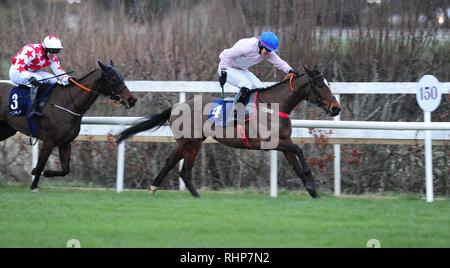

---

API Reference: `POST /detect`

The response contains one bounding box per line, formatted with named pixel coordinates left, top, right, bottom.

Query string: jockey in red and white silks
left=9, top=35, right=71, bottom=86
left=218, top=32, right=297, bottom=105
left=9, top=34, right=72, bottom=117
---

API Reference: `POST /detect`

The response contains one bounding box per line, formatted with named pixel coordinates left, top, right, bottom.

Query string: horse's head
left=98, top=60, right=137, bottom=109
left=303, top=65, right=341, bottom=117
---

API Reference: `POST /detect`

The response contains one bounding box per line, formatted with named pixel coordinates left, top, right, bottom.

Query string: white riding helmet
left=42, top=35, right=64, bottom=49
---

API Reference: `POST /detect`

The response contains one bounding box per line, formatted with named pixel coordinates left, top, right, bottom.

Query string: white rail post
left=424, top=111, right=433, bottom=202
left=116, top=140, right=125, bottom=193
left=334, top=94, right=341, bottom=196
left=178, top=92, right=186, bottom=191
left=416, top=75, right=441, bottom=203
left=270, top=150, right=278, bottom=198
left=31, top=142, right=39, bottom=181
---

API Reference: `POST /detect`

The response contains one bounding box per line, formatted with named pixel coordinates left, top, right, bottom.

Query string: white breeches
left=218, top=67, right=264, bottom=90
left=9, top=65, right=58, bottom=86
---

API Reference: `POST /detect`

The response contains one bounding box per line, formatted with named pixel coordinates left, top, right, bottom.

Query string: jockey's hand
left=289, top=69, right=300, bottom=76
left=60, top=76, right=71, bottom=86
left=28, top=77, right=41, bottom=87
left=219, top=71, right=227, bottom=87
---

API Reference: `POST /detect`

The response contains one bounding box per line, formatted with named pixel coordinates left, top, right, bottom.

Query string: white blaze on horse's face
left=323, top=78, right=331, bottom=88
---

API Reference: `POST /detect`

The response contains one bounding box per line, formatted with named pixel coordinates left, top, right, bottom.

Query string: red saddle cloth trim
left=237, top=125, right=251, bottom=148
left=278, top=112, right=290, bottom=118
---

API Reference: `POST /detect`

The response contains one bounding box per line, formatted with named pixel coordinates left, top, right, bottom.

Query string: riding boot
left=28, top=85, right=42, bottom=118
left=234, top=87, right=251, bottom=105
left=228, top=87, right=251, bottom=124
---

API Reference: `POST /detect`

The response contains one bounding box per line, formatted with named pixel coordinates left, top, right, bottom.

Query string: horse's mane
left=253, top=73, right=307, bottom=93
left=76, top=69, right=99, bottom=82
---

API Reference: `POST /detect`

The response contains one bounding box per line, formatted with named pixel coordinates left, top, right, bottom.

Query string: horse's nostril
left=128, top=98, right=137, bottom=107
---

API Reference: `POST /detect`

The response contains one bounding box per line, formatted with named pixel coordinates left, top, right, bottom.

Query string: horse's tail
left=116, top=107, right=171, bottom=144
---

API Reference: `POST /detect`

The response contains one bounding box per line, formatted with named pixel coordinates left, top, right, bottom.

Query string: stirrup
left=27, top=110, right=42, bottom=118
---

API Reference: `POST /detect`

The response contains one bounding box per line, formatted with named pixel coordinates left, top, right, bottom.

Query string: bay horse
left=117, top=66, right=340, bottom=198
left=0, top=61, right=137, bottom=191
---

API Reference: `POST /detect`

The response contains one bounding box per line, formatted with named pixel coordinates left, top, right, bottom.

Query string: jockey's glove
left=28, top=77, right=41, bottom=87
left=60, top=76, right=71, bottom=86
left=288, top=69, right=300, bottom=76
left=219, top=70, right=227, bottom=87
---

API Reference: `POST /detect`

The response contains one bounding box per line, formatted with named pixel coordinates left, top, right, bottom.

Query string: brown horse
left=0, top=61, right=137, bottom=191
left=117, top=66, right=340, bottom=198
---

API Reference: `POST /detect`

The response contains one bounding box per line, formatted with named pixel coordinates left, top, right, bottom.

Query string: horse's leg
left=178, top=162, right=200, bottom=198
left=292, top=144, right=314, bottom=178
left=0, top=121, right=17, bottom=141
left=178, top=140, right=203, bottom=198
left=149, top=143, right=184, bottom=194
left=43, top=142, right=71, bottom=177
left=30, top=141, right=55, bottom=191
left=278, top=139, right=318, bottom=198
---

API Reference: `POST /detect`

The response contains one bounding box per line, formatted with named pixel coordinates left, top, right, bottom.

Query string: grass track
left=0, top=185, right=449, bottom=248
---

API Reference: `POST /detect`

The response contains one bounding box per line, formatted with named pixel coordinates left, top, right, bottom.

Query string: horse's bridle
left=305, top=73, right=336, bottom=115
left=100, top=66, right=127, bottom=102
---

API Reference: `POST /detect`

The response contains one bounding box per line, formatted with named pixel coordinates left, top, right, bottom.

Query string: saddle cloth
left=207, top=91, right=258, bottom=127
left=8, top=83, right=56, bottom=137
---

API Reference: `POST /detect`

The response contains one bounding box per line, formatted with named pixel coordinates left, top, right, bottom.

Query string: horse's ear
left=97, top=61, right=106, bottom=69
left=303, top=65, right=313, bottom=75
left=110, top=60, right=114, bottom=67
left=98, top=61, right=107, bottom=70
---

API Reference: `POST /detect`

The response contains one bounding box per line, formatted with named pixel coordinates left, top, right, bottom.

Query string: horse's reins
left=283, top=73, right=296, bottom=93
left=280, top=72, right=305, bottom=116
left=69, top=78, right=94, bottom=93
left=52, top=69, right=124, bottom=117
left=282, top=71, right=335, bottom=115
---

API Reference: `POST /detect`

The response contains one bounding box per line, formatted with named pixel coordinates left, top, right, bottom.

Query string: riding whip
left=37, top=71, right=74, bottom=82
left=220, top=84, right=226, bottom=125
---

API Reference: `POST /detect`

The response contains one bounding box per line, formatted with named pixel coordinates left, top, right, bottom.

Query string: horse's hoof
left=149, top=186, right=158, bottom=195
left=305, top=185, right=319, bottom=198
left=308, top=189, right=319, bottom=198
left=30, top=188, right=39, bottom=193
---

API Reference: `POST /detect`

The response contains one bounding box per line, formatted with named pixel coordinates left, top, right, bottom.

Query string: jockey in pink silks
left=218, top=31, right=298, bottom=107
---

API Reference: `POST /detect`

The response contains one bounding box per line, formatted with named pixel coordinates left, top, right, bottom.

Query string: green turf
left=0, top=185, right=449, bottom=248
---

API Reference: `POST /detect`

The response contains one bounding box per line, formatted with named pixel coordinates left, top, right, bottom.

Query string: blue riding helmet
left=258, top=31, right=279, bottom=52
